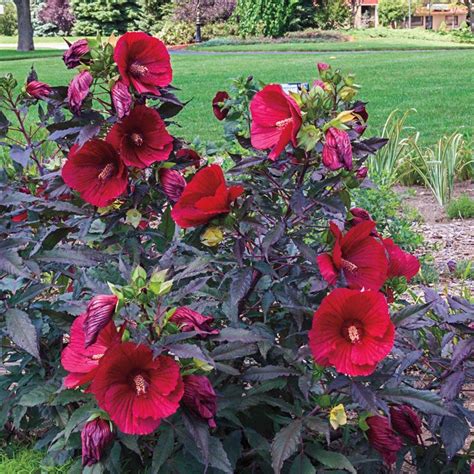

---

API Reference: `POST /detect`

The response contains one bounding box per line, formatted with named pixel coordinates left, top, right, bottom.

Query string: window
left=411, top=16, right=423, bottom=27
left=445, top=15, right=459, bottom=27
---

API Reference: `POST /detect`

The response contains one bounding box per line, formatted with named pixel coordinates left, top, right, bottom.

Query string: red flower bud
left=11, top=211, right=28, bottom=222
left=367, top=415, right=402, bottom=466
left=26, top=80, right=52, bottom=99
left=176, top=148, right=201, bottom=168
left=390, top=405, right=422, bottom=445
left=81, top=418, right=114, bottom=467
left=68, top=70, right=93, bottom=114
left=111, top=80, right=132, bottom=119
left=313, top=79, right=325, bottom=89
left=317, top=62, right=330, bottom=72
left=356, top=167, right=368, bottom=180
left=349, top=208, right=373, bottom=226
left=83, top=294, right=118, bottom=348
left=212, top=91, right=230, bottom=121
left=170, top=307, right=219, bottom=337
left=182, top=375, right=217, bottom=428
left=63, top=39, right=89, bottom=69
left=159, top=168, right=187, bottom=202
left=322, top=128, right=353, bottom=171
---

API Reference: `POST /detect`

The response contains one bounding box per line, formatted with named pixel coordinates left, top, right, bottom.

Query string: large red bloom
left=317, top=221, right=388, bottom=291
left=250, top=84, right=302, bottom=160
left=383, top=238, right=420, bottom=282
left=90, top=342, right=183, bottom=435
left=171, top=164, right=244, bottom=228
left=61, top=314, right=120, bottom=389
left=114, top=32, right=172, bottom=95
left=61, top=139, right=128, bottom=207
left=107, top=105, right=173, bottom=169
left=309, top=288, right=394, bottom=376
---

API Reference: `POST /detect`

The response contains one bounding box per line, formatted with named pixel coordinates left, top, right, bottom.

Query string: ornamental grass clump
left=0, top=33, right=472, bottom=473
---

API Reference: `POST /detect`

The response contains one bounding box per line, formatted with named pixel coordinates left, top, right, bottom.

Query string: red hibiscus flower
left=367, top=415, right=402, bottom=466
left=390, top=405, right=422, bottom=445
left=170, top=307, right=219, bottom=337
left=26, top=80, right=52, bottom=99
left=250, top=84, right=302, bottom=160
left=383, top=238, right=420, bottom=282
left=322, top=128, right=353, bottom=171
left=67, top=70, right=93, bottom=114
left=111, top=80, right=132, bottom=119
left=159, top=168, right=186, bottom=202
left=61, top=314, right=120, bottom=389
left=171, top=164, right=243, bottom=228
left=107, top=105, right=173, bottom=169
left=309, top=288, right=395, bottom=376
left=212, top=91, right=230, bottom=120
left=81, top=418, right=114, bottom=467
left=114, top=32, right=172, bottom=95
left=90, top=342, right=183, bottom=435
left=83, top=295, right=118, bottom=348
left=317, top=221, right=388, bottom=291
left=61, top=139, right=128, bottom=207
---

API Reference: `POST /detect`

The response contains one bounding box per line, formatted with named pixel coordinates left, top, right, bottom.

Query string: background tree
left=0, top=2, right=17, bottom=36
left=461, top=0, right=474, bottom=32
left=378, top=0, right=408, bottom=27
left=313, top=0, right=350, bottom=29
left=13, top=0, right=34, bottom=51
left=37, top=0, right=75, bottom=35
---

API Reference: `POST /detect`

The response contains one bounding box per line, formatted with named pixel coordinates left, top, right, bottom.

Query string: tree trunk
left=13, top=0, right=34, bottom=52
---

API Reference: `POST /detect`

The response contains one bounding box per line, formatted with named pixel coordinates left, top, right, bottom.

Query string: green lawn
left=0, top=35, right=82, bottom=45
left=0, top=49, right=472, bottom=146
left=0, top=50, right=62, bottom=61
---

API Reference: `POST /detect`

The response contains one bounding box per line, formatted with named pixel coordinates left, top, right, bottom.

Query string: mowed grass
left=0, top=49, right=472, bottom=145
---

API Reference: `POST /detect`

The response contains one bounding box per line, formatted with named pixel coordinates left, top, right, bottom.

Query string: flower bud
left=176, top=148, right=201, bottom=168
left=322, top=128, right=353, bottom=171
left=63, top=39, right=89, bottom=69
left=390, top=405, right=422, bottom=445
left=111, top=80, right=132, bottom=119
left=182, top=375, right=217, bottom=428
left=313, top=79, right=326, bottom=90
left=329, top=404, right=347, bottom=430
left=317, top=62, right=330, bottom=72
left=159, top=168, right=187, bottom=202
left=170, top=307, right=219, bottom=337
left=201, top=226, right=223, bottom=247
left=212, top=91, right=230, bottom=121
left=68, top=70, right=93, bottom=114
left=447, top=260, right=457, bottom=273
left=356, top=167, right=368, bottom=180
left=366, top=415, right=402, bottom=466
left=83, top=294, right=118, bottom=348
left=11, top=211, right=28, bottom=222
left=81, top=418, right=114, bottom=467
left=349, top=207, right=373, bottom=226
left=26, top=80, right=52, bottom=99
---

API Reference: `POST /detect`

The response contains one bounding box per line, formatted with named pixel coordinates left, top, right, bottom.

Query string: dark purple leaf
left=440, top=371, right=465, bottom=401
left=451, top=338, right=474, bottom=369
left=10, top=145, right=31, bottom=167
left=243, top=366, right=297, bottom=382
left=5, top=308, right=40, bottom=360
left=440, top=415, right=469, bottom=460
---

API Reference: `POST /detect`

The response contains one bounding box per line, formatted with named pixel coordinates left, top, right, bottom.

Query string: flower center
left=341, top=258, right=358, bottom=273
left=129, top=62, right=149, bottom=77
left=97, top=163, right=116, bottom=182
left=341, top=320, right=364, bottom=344
left=275, top=117, right=293, bottom=128
left=90, top=353, right=104, bottom=361
left=133, top=374, right=148, bottom=396
left=131, top=133, right=144, bottom=146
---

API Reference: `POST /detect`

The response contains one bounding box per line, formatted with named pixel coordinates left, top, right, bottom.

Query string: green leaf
left=64, top=403, right=94, bottom=440
left=271, top=419, right=303, bottom=474
left=306, top=445, right=356, bottom=474
left=289, top=454, right=316, bottom=474
left=125, top=209, right=142, bottom=228
left=5, top=308, right=40, bottom=360
left=19, top=385, right=55, bottom=407
left=208, top=437, right=233, bottom=473
left=152, top=427, right=174, bottom=473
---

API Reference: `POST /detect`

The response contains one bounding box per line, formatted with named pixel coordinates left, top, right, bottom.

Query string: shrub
left=313, top=0, right=351, bottom=30
left=446, top=193, right=474, bottom=219
left=155, top=20, right=196, bottom=45
left=0, top=2, right=17, bottom=36
left=0, top=33, right=472, bottom=473
left=173, top=0, right=236, bottom=23
left=37, top=0, right=75, bottom=35
left=378, top=0, right=408, bottom=27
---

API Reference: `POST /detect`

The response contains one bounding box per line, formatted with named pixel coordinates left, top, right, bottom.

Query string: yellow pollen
left=275, top=117, right=293, bottom=128
left=97, top=163, right=115, bottom=181
left=131, top=133, right=144, bottom=146
left=341, top=258, right=358, bottom=273
left=91, top=353, right=104, bottom=360
left=347, top=325, right=360, bottom=343
left=133, top=374, right=148, bottom=396
left=130, top=63, right=149, bottom=77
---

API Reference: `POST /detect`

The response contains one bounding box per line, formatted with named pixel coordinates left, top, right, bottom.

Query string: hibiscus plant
left=0, top=34, right=473, bottom=473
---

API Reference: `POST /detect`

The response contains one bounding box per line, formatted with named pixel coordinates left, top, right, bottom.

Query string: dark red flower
left=212, top=91, right=230, bottom=120
left=322, top=128, right=353, bottom=171
left=111, top=80, right=132, bottom=119
left=317, top=221, right=388, bottom=291
left=182, top=375, right=217, bottom=428
left=367, top=415, right=402, bottom=466
left=63, top=39, right=89, bottom=69
left=317, top=62, right=330, bottom=72
left=250, top=84, right=302, bottom=160
left=84, top=295, right=118, bottom=348
left=61, top=139, right=128, bottom=207
left=176, top=148, right=201, bottom=168
left=170, top=307, right=219, bottom=337
left=356, top=167, right=368, bottom=180
left=159, top=168, right=187, bottom=202
left=107, top=105, right=173, bottom=169
left=390, top=405, right=422, bottom=445
left=11, top=211, right=28, bottom=222
left=383, top=238, right=420, bottom=282
left=67, top=70, right=93, bottom=114
left=61, top=314, right=121, bottom=389
left=81, top=418, right=114, bottom=467
left=309, top=288, right=394, bottom=376
left=348, top=208, right=374, bottom=228
left=90, top=342, right=183, bottom=435
left=114, top=32, right=172, bottom=95
left=26, top=80, right=52, bottom=99
left=171, top=164, right=243, bottom=228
